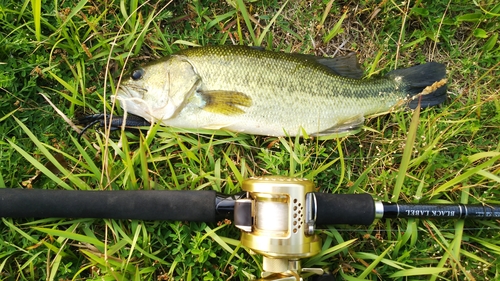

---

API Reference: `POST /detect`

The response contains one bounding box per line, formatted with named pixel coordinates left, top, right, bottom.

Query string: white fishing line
left=255, top=201, right=288, bottom=232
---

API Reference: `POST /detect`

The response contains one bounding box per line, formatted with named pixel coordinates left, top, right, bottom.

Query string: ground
left=0, top=0, right=499, bottom=280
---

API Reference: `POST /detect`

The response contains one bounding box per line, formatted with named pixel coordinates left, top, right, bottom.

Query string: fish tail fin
left=387, top=62, right=447, bottom=109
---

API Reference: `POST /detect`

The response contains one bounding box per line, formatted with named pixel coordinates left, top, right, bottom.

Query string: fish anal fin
left=313, top=115, right=365, bottom=137
left=199, top=90, right=252, bottom=115
left=202, top=123, right=236, bottom=130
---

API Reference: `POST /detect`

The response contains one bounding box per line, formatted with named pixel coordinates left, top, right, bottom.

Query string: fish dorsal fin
left=315, top=53, right=363, bottom=79
left=292, top=52, right=363, bottom=79
left=250, top=46, right=266, bottom=51
left=312, top=115, right=365, bottom=137
left=251, top=47, right=363, bottom=79
left=198, top=90, right=253, bottom=115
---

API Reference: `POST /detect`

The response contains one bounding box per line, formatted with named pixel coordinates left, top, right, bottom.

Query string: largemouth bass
left=112, top=45, right=446, bottom=137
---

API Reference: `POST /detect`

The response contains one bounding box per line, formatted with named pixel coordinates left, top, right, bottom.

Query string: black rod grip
left=314, top=193, right=375, bottom=225
left=0, top=189, right=218, bottom=222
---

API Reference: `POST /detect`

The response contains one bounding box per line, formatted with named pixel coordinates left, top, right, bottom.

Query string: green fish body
left=113, top=46, right=446, bottom=136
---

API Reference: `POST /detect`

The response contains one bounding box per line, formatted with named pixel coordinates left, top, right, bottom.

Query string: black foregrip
left=315, top=193, right=375, bottom=225
left=0, top=189, right=218, bottom=222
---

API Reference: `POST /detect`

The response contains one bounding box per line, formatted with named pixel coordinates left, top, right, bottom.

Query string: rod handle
left=0, top=189, right=219, bottom=222
left=314, top=193, right=375, bottom=225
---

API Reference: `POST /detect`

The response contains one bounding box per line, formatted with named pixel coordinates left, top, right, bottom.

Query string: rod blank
left=382, top=203, right=500, bottom=219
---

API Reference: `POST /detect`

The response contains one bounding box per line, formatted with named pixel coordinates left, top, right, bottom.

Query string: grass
left=0, top=0, right=499, bottom=280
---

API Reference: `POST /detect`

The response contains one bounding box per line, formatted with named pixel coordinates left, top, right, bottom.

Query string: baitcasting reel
left=234, top=177, right=324, bottom=280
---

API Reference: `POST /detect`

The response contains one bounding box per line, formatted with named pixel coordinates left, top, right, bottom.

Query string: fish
left=111, top=45, right=447, bottom=137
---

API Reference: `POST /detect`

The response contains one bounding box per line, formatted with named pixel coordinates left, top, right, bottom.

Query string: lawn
left=0, top=0, right=499, bottom=280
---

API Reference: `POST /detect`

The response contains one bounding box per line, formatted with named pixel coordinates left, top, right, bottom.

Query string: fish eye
left=131, top=69, right=145, bottom=80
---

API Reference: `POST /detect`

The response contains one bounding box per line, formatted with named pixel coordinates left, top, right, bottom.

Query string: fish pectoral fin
left=314, top=115, right=365, bottom=136
left=199, top=90, right=252, bottom=115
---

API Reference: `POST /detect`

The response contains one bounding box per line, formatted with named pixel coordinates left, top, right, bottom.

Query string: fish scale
left=113, top=45, right=447, bottom=137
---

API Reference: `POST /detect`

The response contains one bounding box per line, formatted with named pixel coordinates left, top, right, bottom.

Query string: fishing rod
left=1, top=176, right=499, bottom=281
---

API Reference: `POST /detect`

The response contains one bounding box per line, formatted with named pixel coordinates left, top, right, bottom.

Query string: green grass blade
left=223, top=152, right=243, bottom=185
left=2, top=218, right=39, bottom=244
left=70, top=136, right=101, bottom=179
left=12, top=117, right=90, bottom=190
left=303, top=239, right=357, bottom=267
left=469, top=237, right=500, bottom=255
left=33, top=227, right=105, bottom=249
left=47, top=254, right=62, bottom=281
left=431, top=154, right=500, bottom=196
left=203, top=225, right=244, bottom=260
left=56, top=0, right=88, bottom=30
left=334, top=138, right=345, bottom=192
left=392, top=105, right=420, bottom=201
left=353, top=251, right=406, bottom=270
left=389, top=267, right=450, bottom=278
left=8, top=140, right=72, bottom=190
left=467, top=151, right=500, bottom=162
left=357, top=245, right=393, bottom=279
left=323, top=11, right=347, bottom=43
left=125, top=223, right=141, bottom=270
left=235, top=0, right=257, bottom=45
left=256, top=0, right=288, bottom=46
left=47, top=71, right=78, bottom=97
left=120, top=130, right=138, bottom=190
left=29, top=0, right=41, bottom=41
left=139, top=134, right=151, bottom=190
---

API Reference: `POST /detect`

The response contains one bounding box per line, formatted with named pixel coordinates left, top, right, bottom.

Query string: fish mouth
left=114, top=84, right=145, bottom=100
left=111, top=85, right=146, bottom=107
left=111, top=85, right=153, bottom=119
